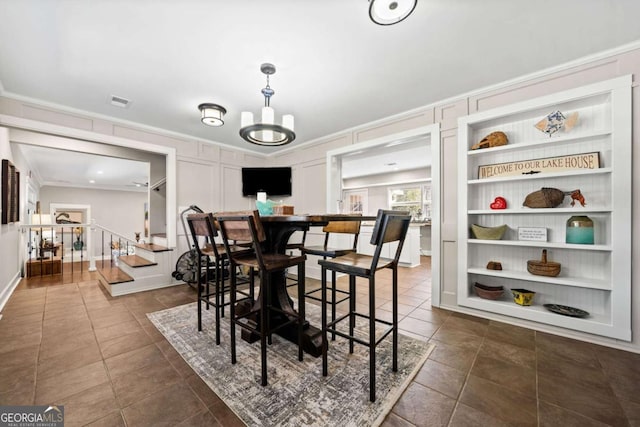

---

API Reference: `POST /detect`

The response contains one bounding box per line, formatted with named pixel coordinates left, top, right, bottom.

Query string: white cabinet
left=457, top=75, right=632, bottom=341
left=358, top=224, right=421, bottom=267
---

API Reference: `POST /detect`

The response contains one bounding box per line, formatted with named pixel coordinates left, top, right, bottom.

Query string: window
left=389, top=184, right=431, bottom=220
left=342, top=189, right=368, bottom=214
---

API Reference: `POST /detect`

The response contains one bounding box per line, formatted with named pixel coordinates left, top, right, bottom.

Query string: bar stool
left=302, top=217, right=361, bottom=338
left=216, top=210, right=306, bottom=386
left=318, top=209, right=411, bottom=402
left=186, top=213, right=254, bottom=345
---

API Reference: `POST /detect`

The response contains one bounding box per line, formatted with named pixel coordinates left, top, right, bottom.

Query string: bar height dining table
left=235, top=214, right=376, bottom=357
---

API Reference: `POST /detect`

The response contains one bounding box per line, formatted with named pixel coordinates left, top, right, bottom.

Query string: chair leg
left=321, top=266, right=328, bottom=377
left=331, top=270, right=337, bottom=341
left=197, top=255, right=202, bottom=332
left=215, top=260, right=223, bottom=319
left=214, top=259, right=221, bottom=345
left=260, top=272, right=268, bottom=386
left=298, top=262, right=305, bottom=362
left=349, top=274, right=356, bottom=354
left=392, top=266, right=398, bottom=372
left=205, top=257, right=210, bottom=311
left=249, top=268, right=255, bottom=300
left=230, top=264, right=237, bottom=365
left=219, top=260, right=225, bottom=317
left=369, top=275, right=376, bottom=403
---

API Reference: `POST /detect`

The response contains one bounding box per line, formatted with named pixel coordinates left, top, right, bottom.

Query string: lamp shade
left=31, top=213, right=51, bottom=225
left=369, top=0, right=417, bottom=25
left=239, top=63, right=296, bottom=146
left=198, top=103, right=227, bottom=127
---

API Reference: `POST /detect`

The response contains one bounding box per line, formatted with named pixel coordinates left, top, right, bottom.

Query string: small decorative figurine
left=523, top=188, right=586, bottom=208
left=490, top=196, right=507, bottom=209
left=534, top=110, right=579, bottom=136
left=486, top=261, right=503, bottom=270
left=471, top=131, right=508, bottom=150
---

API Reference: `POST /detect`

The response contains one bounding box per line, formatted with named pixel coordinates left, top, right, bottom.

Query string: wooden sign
left=478, top=152, right=599, bottom=179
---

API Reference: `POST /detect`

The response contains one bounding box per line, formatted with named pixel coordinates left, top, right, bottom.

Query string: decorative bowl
left=474, top=282, right=504, bottom=300
left=471, top=224, right=507, bottom=240
left=511, top=288, right=535, bottom=306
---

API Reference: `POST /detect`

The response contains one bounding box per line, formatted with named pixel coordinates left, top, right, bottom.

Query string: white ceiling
left=341, top=137, right=431, bottom=178
left=16, top=144, right=149, bottom=192
left=1, top=0, right=639, bottom=159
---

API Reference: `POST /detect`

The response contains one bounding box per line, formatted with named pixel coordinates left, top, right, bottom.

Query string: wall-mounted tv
left=242, top=167, right=292, bottom=197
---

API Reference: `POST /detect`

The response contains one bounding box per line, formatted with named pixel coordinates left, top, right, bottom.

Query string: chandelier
left=369, top=0, right=417, bottom=25
left=239, top=63, right=295, bottom=146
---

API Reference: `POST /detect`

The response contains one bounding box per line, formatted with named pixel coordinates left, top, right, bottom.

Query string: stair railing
left=91, top=221, right=140, bottom=270
left=20, top=222, right=92, bottom=278
left=19, top=220, right=143, bottom=279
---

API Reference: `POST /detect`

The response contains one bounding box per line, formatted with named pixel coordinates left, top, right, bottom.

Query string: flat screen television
left=242, top=167, right=292, bottom=197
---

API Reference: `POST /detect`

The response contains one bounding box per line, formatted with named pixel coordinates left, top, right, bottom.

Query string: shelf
left=468, top=268, right=611, bottom=290
left=462, top=296, right=610, bottom=328
left=468, top=207, right=611, bottom=215
left=467, top=130, right=611, bottom=157
left=468, top=167, right=611, bottom=185
left=468, top=240, right=612, bottom=251
left=457, top=76, right=632, bottom=341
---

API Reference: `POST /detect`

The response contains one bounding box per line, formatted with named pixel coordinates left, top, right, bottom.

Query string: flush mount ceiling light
left=369, top=0, right=417, bottom=25
left=198, top=103, right=227, bottom=127
left=240, top=63, right=295, bottom=146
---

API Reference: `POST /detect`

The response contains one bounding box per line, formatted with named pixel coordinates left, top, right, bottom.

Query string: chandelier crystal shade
left=198, top=103, right=227, bottom=127
left=239, top=63, right=295, bottom=146
left=369, top=0, right=417, bottom=25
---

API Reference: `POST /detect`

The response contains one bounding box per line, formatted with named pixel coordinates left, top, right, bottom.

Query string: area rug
left=148, top=302, right=434, bottom=427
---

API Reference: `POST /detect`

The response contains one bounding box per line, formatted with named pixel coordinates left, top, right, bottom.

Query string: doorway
left=325, top=124, right=442, bottom=305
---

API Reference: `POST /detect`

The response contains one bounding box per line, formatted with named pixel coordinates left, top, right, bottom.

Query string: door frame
left=325, top=124, right=442, bottom=306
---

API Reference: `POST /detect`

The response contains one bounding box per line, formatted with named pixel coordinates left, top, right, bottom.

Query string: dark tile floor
left=1, top=258, right=639, bottom=426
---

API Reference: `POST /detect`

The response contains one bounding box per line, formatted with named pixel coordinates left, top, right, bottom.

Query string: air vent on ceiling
left=110, top=95, right=131, bottom=108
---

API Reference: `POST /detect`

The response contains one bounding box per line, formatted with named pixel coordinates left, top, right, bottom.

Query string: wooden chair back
left=321, top=214, right=362, bottom=250
left=215, top=210, right=267, bottom=268
left=370, top=209, right=411, bottom=265
left=186, top=213, right=219, bottom=256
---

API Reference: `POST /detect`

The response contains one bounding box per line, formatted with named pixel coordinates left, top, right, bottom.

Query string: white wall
left=39, top=186, right=147, bottom=244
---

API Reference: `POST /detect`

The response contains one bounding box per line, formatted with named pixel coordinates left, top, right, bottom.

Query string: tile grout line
left=445, top=320, right=488, bottom=426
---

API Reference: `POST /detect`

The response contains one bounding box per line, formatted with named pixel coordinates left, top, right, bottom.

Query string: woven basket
left=527, top=249, right=561, bottom=277
left=471, top=224, right=507, bottom=240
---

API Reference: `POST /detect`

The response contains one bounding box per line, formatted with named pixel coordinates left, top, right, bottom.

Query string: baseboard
left=0, top=270, right=22, bottom=312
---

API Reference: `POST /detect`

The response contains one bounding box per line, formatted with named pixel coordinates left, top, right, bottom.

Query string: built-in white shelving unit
left=457, top=75, right=632, bottom=340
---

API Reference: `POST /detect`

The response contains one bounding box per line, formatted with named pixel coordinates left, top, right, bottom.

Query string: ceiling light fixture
left=369, top=0, right=417, bottom=25
left=240, top=63, right=295, bottom=146
left=198, top=103, right=227, bottom=127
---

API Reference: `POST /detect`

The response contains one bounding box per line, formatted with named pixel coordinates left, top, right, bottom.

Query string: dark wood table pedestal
left=237, top=214, right=374, bottom=357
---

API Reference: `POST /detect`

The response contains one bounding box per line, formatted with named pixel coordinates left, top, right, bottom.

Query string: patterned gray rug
left=148, top=302, right=433, bottom=427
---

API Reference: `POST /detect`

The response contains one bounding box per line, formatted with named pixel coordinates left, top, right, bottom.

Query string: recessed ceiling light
left=89, top=180, right=95, bottom=184
left=97, top=170, right=103, bottom=174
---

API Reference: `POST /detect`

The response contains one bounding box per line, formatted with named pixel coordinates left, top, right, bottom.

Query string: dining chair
left=216, top=210, right=306, bottom=386
left=186, top=213, right=255, bottom=345
left=302, top=216, right=361, bottom=339
left=285, top=230, right=307, bottom=289
left=318, top=209, right=411, bottom=402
